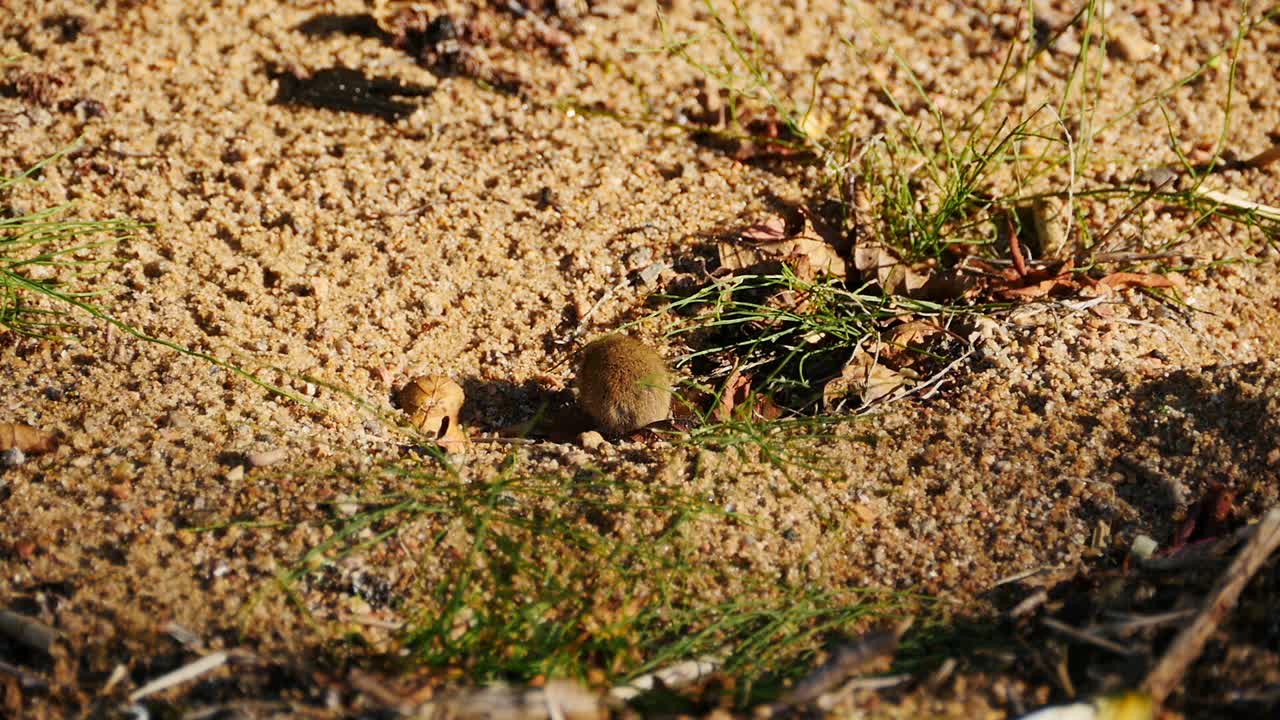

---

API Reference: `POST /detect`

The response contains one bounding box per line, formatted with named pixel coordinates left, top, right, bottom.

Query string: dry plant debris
left=0, top=423, right=55, bottom=454
left=0, top=609, right=57, bottom=655
left=709, top=367, right=781, bottom=422
left=1144, top=507, right=1280, bottom=707
left=718, top=213, right=847, bottom=280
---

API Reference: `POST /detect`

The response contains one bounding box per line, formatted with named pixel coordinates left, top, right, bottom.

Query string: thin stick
left=0, top=659, right=47, bottom=689
left=1041, top=617, right=1139, bottom=656
left=1144, top=507, right=1280, bottom=705
left=128, top=651, right=232, bottom=703
left=0, top=609, right=57, bottom=654
left=1099, top=608, right=1197, bottom=634
left=609, top=651, right=726, bottom=702
left=766, top=620, right=910, bottom=713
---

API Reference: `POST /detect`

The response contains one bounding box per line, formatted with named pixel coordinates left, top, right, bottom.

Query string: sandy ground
left=3, top=1, right=1280, bottom=718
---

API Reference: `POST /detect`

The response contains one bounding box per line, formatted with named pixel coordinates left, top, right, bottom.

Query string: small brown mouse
left=575, top=334, right=672, bottom=436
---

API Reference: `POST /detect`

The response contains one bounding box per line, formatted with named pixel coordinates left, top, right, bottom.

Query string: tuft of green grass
left=656, top=1, right=1277, bottom=268
left=0, top=151, right=138, bottom=336
left=255, top=454, right=918, bottom=708
left=642, top=0, right=1279, bottom=420
left=0, top=149, right=323, bottom=408
left=660, top=269, right=992, bottom=407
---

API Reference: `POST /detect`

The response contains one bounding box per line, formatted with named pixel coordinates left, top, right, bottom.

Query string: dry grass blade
left=127, top=650, right=252, bottom=703
left=610, top=650, right=726, bottom=701
left=1193, top=187, right=1280, bottom=222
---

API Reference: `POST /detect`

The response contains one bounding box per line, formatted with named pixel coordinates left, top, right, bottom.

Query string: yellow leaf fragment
left=0, top=423, right=56, bottom=454
left=397, top=375, right=468, bottom=450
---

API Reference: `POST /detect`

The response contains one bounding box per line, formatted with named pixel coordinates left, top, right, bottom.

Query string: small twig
left=1144, top=507, right=1280, bottom=706
left=0, top=658, right=48, bottom=689
left=1140, top=523, right=1255, bottom=572
left=349, top=669, right=411, bottom=713
left=0, top=609, right=58, bottom=654
left=992, top=565, right=1054, bottom=587
left=609, top=650, right=727, bottom=702
left=100, top=664, right=129, bottom=695
left=1008, top=589, right=1049, bottom=619
left=161, top=621, right=203, bottom=649
left=830, top=673, right=911, bottom=693
left=1099, top=608, right=1197, bottom=635
left=127, top=650, right=251, bottom=703
left=816, top=673, right=912, bottom=710
left=765, top=620, right=910, bottom=713
left=1041, top=617, right=1141, bottom=657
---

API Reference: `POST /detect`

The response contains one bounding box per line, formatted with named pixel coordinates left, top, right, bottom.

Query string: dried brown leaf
left=1096, top=272, right=1176, bottom=290
left=712, top=369, right=751, bottom=422
left=880, top=320, right=943, bottom=363
left=993, top=260, right=1080, bottom=300
left=851, top=241, right=965, bottom=298
left=1168, top=482, right=1236, bottom=554
left=0, top=423, right=56, bottom=454
left=707, top=370, right=781, bottom=422
left=718, top=215, right=846, bottom=279
left=822, top=349, right=912, bottom=409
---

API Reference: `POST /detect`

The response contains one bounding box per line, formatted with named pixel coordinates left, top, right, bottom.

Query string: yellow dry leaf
left=853, top=241, right=929, bottom=295
left=397, top=375, right=468, bottom=450
left=0, top=423, right=56, bottom=454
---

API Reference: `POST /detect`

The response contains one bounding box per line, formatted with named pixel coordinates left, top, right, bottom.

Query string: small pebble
left=1, top=447, right=26, bottom=468
left=1109, top=20, right=1158, bottom=61
left=336, top=495, right=359, bottom=516
left=225, top=465, right=245, bottom=482
left=625, top=247, right=653, bottom=269
left=637, top=261, right=668, bottom=286
left=1130, top=534, right=1158, bottom=561
left=247, top=448, right=287, bottom=468
left=579, top=430, right=607, bottom=450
